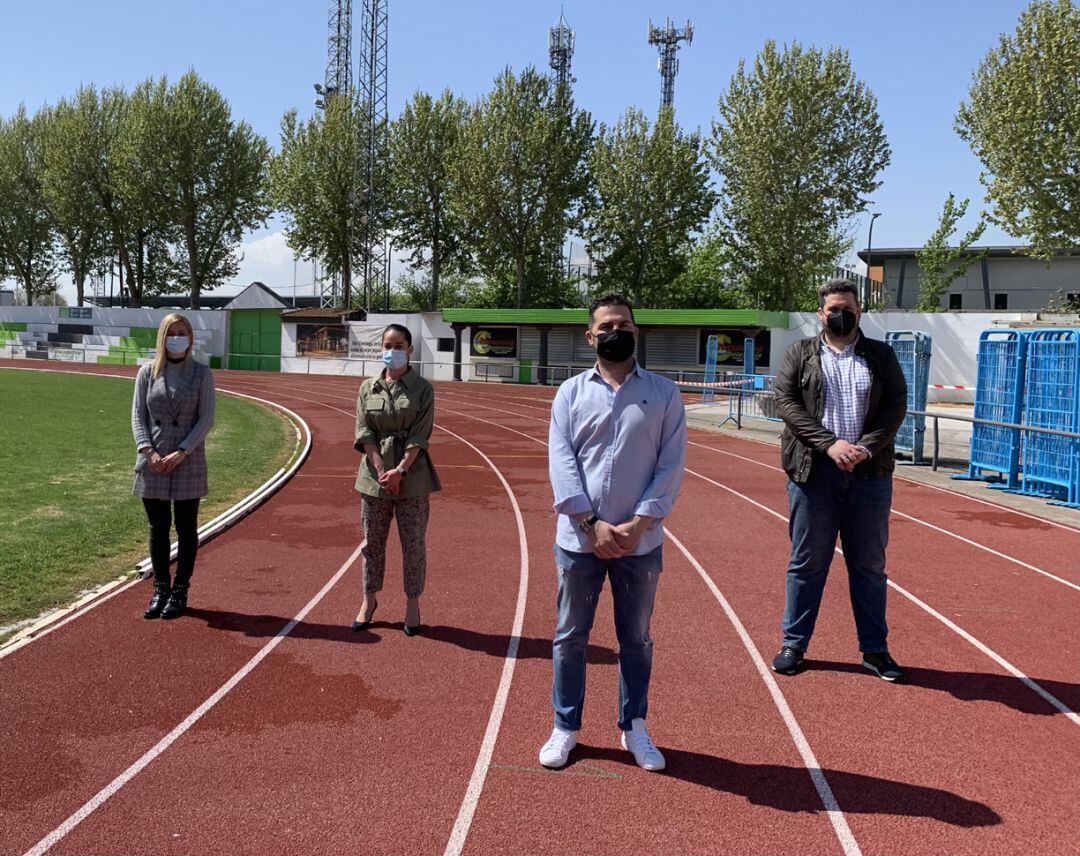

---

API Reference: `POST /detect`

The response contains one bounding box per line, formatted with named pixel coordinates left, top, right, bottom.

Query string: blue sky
left=1, top=0, right=1034, bottom=301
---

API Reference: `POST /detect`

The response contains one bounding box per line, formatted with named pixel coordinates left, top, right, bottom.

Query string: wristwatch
left=578, top=513, right=599, bottom=533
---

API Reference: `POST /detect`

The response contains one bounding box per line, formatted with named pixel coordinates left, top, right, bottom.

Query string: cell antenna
left=647, top=17, right=693, bottom=108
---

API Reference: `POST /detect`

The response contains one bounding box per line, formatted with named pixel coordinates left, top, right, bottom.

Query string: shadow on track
left=805, top=659, right=1080, bottom=717
left=185, top=608, right=618, bottom=664
left=570, top=745, right=1002, bottom=827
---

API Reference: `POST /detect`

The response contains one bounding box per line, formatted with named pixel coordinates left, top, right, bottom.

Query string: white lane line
left=22, top=542, right=365, bottom=856
left=437, top=425, right=529, bottom=856
left=424, top=401, right=865, bottom=853
left=222, top=379, right=534, bottom=856
left=665, top=529, right=862, bottom=856
left=686, top=440, right=1080, bottom=593
left=684, top=466, right=1080, bottom=729
left=686, top=429, right=1080, bottom=536
left=429, top=393, right=1080, bottom=731
left=0, top=367, right=313, bottom=659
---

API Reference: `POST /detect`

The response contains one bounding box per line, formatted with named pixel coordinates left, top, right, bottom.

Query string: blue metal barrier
left=956, top=329, right=1028, bottom=488
left=885, top=331, right=932, bottom=462
left=702, top=335, right=719, bottom=403
left=1019, top=329, right=1080, bottom=507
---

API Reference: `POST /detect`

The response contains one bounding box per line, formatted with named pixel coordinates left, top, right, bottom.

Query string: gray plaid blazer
left=131, top=359, right=215, bottom=500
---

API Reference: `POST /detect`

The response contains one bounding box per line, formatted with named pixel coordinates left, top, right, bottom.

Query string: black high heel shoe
left=352, top=598, right=378, bottom=631
left=403, top=602, right=420, bottom=637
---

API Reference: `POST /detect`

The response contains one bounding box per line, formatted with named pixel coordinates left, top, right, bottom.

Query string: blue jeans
left=781, top=463, right=893, bottom=654
left=551, top=544, right=663, bottom=732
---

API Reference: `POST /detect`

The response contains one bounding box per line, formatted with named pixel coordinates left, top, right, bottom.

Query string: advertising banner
left=296, top=324, right=350, bottom=359
left=469, top=326, right=518, bottom=358
left=698, top=329, right=771, bottom=367
left=348, top=324, right=387, bottom=361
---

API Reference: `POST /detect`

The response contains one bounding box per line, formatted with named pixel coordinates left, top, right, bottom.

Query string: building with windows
left=857, top=246, right=1080, bottom=311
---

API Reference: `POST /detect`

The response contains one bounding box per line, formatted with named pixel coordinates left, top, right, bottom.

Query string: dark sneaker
left=772, top=646, right=804, bottom=676
left=861, top=651, right=905, bottom=682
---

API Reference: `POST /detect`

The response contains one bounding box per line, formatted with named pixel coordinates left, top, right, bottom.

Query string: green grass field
left=0, top=370, right=297, bottom=630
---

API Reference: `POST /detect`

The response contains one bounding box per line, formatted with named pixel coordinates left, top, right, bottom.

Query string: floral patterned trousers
left=361, top=495, right=430, bottom=597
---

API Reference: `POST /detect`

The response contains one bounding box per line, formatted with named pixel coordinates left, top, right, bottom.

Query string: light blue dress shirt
left=548, top=362, right=687, bottom=555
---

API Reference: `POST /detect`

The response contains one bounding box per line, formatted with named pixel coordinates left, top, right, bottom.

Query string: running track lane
left=0, top=367, right=524, bottom=856
left=4, top=368, right=1078, bottom=855
left=220, top=377, right=853, bottom=856
left=427, top=380, right=1080, bottom=856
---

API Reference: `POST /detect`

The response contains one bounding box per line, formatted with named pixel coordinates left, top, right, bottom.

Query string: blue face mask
left=382, top=348, right=408, bottom=369
left=165, top=335, right=190, bottom=354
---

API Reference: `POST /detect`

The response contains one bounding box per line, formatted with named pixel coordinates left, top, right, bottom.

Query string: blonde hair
left=151, top=313, right=194, bottom=378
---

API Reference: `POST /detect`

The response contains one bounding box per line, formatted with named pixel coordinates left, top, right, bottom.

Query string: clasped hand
left=147, top=450, right=185, bottom=474
left=589, top=517, right=647, bottom=560
left=827, top=439, right=868, bottom=473
left=377, top=468, right=403, bottom=495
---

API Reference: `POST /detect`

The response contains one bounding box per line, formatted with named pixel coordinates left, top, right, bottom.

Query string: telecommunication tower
left=647, top=18, right=693, bottom=108
left=314, top=0, right=354, bottom=307
left=549, top=11, right=575, bottom=92
left=356, top=0, right=389, bottom=311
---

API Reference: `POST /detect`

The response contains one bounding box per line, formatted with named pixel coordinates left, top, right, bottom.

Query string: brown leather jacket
left=774, top=333, right=908, bottom=482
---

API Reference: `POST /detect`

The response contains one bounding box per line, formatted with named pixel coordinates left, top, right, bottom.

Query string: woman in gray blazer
left=131, top=313, right=216, bottom=620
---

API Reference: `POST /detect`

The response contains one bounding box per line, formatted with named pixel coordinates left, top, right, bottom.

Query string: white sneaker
left=538, top=727, right=578, bottom=768
left=620, top=718, right=666, bottom=771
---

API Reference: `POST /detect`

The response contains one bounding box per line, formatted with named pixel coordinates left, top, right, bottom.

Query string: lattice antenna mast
left=314, top=0, right=354, bottom=307
left=355, top=0, right=389, bottom=311
left=647, top=17, right=693, bottom=108
left=549, top=10, right=575, bottom=92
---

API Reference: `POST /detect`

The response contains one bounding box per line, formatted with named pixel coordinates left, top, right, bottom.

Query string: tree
left=956, top=0, right=1080, bottom=259
left=38, top=101, right=108, bottom=306
left=131, top=73, right=271, bottom=308
left=271, top=95, right=365, bottom=307
left=915, top=193, right=987, bottom=311
left=388, top=89, right=471, bottom=310
left=452, top=67, right=593, bottom=307
left=44, top=85, right=168, bottom=306
left=667, top=227, right=743, bottom=308
left=0, top=107, right=58, bottom=306
left=582, top=106, right=716, bottom=307
left=709, top=40, right=890, bottom=310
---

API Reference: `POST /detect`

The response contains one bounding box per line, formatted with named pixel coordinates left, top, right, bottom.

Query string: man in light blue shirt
left=539, top=294, right=686, bottom=772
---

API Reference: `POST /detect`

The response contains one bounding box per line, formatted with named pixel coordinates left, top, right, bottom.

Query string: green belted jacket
left=354, top=367, right=442, bottom=499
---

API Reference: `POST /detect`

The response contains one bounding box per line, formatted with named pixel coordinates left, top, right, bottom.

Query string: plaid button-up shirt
left=819, top=335, right=871, bottom=444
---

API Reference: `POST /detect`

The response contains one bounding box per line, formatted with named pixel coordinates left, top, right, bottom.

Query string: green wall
left=229, top=310, right=281, bottom=372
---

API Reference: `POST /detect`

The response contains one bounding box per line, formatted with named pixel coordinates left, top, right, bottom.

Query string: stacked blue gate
left=960, top=330, right=1028, bottom=488
left=1019, top=329, right=1080, bottom=507
left=885, top=331, right=932, bottom=461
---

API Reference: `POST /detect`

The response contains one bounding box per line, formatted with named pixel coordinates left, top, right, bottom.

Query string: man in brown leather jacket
left=771, top=279, right=909, bottom=681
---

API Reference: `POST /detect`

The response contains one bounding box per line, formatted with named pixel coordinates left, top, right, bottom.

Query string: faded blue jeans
left=551, top=544, right=663, bottom=732
left=781, top=463, right=893, bottom=654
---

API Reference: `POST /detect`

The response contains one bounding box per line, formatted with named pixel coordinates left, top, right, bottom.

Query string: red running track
left=1, top=363, right=1078, bottom=856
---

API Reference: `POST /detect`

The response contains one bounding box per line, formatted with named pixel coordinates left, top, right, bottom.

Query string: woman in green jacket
left=352, top=324, right=441, bottom=635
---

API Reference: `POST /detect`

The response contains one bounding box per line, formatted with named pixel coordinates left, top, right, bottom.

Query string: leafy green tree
left=271, top=96, right=366, bottom=308
left=582, top=106, right=716, bottom=307
left=915, top=193, right=987, bottom=311
left=130, top=73, right=271, bottom=308
left=389, top=90, right=472, bottom=310
left=709, top=40, right=890, bottom=310
left=452, top=67, right=593, bottom=307
left=41, top=85, right=167, bottom=306
left=667, top=227, right=743, bottom=308
left=38, top=102, right=108, bottom=306
left=956, top=0, right=1080, bottom=259
left=0, top=107, right=58, bottom=305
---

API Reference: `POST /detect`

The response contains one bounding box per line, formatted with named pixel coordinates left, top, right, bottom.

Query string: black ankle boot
left=144, top=583, right=171, bottom=619
left=161, top=583, right=188, bottom=620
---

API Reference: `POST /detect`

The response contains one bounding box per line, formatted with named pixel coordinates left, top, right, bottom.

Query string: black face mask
left=595, top=329, right=636, bottom=363
left=825, top=309, right=858, bottom=337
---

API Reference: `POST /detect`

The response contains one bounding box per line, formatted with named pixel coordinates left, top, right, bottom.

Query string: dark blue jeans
left=551, top=544, right=662, bottom=732
left=781, top=463, right=892, bottom=654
